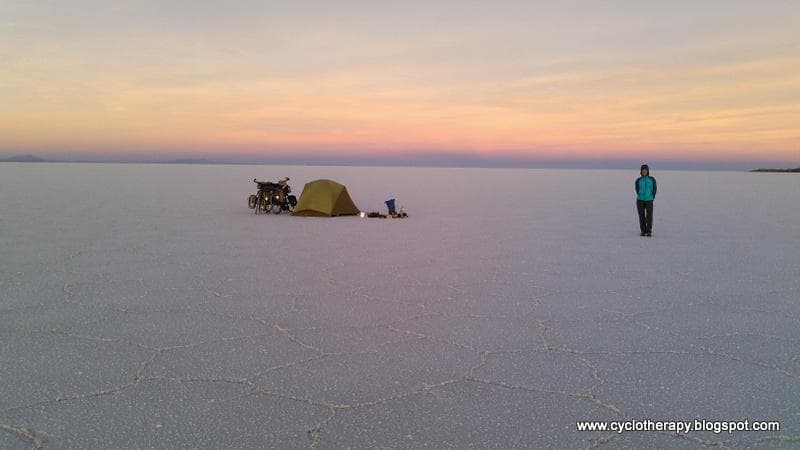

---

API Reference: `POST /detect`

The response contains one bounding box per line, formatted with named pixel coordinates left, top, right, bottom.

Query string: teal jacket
left=635, top=176, right=657, bottom=201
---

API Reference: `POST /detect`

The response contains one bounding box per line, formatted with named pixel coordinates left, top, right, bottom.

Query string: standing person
left=635, top=164, right=657, bottom=236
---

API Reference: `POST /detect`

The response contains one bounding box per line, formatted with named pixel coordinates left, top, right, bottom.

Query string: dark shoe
left=646, top=232, right=652, bottom=237
left=640, top=232, right=646, bottom=236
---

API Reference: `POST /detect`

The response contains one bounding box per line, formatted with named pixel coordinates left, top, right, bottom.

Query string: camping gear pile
left=363, top=198, right=408, bottom=218
left=248, top=177, right=408, bottom=218
left=248, top=177, right=297, bottom=214
left=384, top=198, right=408, bottom=218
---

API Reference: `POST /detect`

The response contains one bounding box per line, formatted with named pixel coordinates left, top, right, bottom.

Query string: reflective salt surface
left=1, top=163, right=798, bottom=448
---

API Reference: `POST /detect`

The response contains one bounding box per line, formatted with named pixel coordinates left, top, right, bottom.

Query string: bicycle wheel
left=256, top=192, right=268, bottom=214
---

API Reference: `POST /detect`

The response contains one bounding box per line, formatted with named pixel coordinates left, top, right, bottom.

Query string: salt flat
left=1, top=163, right=798, bottom=449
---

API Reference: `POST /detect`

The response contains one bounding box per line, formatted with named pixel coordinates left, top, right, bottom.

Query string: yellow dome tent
left=291, top=179, right=360, bottom=217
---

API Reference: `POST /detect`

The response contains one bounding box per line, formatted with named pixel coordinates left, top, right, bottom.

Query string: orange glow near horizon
left=1, top=2, right=798, bottom=165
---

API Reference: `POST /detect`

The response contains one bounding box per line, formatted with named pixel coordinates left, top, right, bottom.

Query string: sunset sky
left=1, top=1, right=798, bottom=167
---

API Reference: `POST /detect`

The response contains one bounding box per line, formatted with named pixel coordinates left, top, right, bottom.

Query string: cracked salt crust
left=1, top=164, right=799, bottom=449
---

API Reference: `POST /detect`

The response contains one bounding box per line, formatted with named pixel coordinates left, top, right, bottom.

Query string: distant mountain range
left=0, top=154, right=218, bottom=164
left=2, top=154, right=46, bottom=162
left=158, top=157, right=219, bottom=164
left=750, top=168, right=800, bottom=173
left=1, top=154, right=798, bottom=172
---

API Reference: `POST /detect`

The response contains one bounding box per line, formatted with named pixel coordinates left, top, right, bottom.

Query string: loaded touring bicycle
left=248, top=177, right=297, bottom=214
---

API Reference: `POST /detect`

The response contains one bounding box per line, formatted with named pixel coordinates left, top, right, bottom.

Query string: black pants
left=636, top=200, right=653, bottom=234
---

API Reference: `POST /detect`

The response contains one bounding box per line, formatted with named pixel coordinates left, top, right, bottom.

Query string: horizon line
left=2, top=152, right=798, bottom=172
